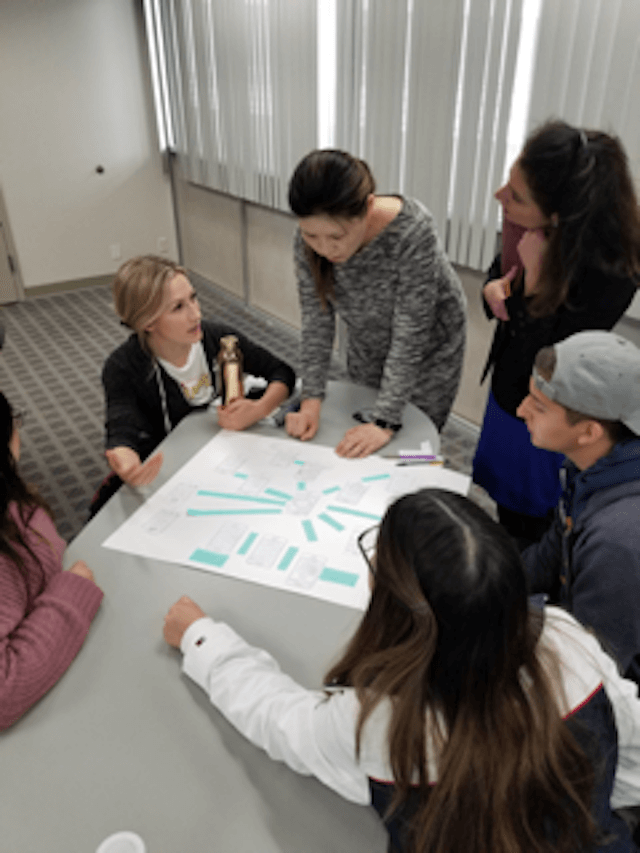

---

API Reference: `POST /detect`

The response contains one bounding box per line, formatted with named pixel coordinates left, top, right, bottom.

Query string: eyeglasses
left=357, top=524, right=379, bottom=576
left=13, top=410, right=24, bottom=428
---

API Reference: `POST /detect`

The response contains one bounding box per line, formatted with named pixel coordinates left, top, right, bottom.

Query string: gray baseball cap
left=532, top=330, right=640, bottom=435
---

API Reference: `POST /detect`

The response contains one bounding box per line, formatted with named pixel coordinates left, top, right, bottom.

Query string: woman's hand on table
left=164, top=596, right=207, bottom=648
left=517, top=228, right=548, bottom=294
left=217, top=380, right=290, bottom=431
left=217, top=398, right=264, bottom=431
left=67, top=559, right=98, bottom=585
left=285, top=397, right=321, bottom=441
left=336, top=423, right=393, bottom=458
left=483, top=265, right=517, bottom=321
left=106, top=446, right=164, bottom=487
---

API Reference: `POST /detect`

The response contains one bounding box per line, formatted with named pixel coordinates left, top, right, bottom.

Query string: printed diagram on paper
left=103, top=432, right=469, bottom=610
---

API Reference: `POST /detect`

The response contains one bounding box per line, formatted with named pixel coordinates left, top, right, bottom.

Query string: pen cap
left=96, top=831, right=146, bottom=853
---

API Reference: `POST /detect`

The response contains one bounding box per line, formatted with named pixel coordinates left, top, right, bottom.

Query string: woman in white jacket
left=164, top=489, right=640, bottom=853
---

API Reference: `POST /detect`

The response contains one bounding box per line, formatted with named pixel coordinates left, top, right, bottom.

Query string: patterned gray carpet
left=0, top=274, right=493, bottom=541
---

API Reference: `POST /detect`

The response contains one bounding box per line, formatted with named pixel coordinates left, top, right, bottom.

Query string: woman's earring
left=550, top=213, right=559, bottom=228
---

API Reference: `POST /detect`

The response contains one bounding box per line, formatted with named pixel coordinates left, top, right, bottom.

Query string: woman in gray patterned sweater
left=285, top=149, right=466, bottom=458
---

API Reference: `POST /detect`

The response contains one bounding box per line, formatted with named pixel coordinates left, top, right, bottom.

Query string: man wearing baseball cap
left=517, top=330, right=640, bottom=687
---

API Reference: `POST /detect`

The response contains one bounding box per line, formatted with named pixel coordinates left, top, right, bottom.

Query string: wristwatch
left=372, top=417, right=402, bottom=433
left=353, top=409, right=402, bottom=432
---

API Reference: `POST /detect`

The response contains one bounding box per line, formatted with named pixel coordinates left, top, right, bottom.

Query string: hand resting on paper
left=164, top=596, right=207, bottom=648
left=335, top=423, right=393, bottom=458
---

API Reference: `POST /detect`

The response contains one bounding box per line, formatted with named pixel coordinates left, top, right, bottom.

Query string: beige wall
left=246, top=205, right=300, bottom=329
left=175, top=180, right=245, bottom=299
left=0, top=0, right=177, bottom=290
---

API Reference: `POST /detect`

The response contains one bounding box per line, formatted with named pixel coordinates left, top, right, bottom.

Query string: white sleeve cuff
left=180, top=616, right=218, bottom=657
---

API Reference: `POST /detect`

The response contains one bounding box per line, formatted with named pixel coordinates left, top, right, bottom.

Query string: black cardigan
left=482, top=255, right=637, bottom=416
left=102, top=319, right=296, bottom=460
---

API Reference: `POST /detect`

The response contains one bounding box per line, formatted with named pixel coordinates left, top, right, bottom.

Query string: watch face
left=352, top=408, right=375, bottom=424
left=352, top=410, right=401, bottom=431
left=375, top=418, right=401, bottom=432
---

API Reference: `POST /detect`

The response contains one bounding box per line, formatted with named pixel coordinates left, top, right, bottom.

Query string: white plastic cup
left=95, top=831, right=146, bottom=853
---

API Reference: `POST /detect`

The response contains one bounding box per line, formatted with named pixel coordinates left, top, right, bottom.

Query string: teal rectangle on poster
left=187, top=508, right=283, bottom=517
left=302, top=519, right=317, bottom=542
left=238, top=532, right=258, bottom=555
left=319, top=567, right=359, bottom=587
left=197, top=490, right=285, bottom=505
left=318, top=513, right=345, bottom=531
left=326, top=505, right=381, bottom=521
left=278, top=546, right=299, bottom=571
left=265, top=488, right=293, bottom=501
left=190, top=548, right=229, bottom=568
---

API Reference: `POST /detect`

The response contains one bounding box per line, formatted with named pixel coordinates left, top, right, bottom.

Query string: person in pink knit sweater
left=0, top=391, right=103, bottom=729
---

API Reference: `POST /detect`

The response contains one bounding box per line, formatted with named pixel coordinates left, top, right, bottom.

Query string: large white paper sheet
left=103, top=432, right=470, bottom=610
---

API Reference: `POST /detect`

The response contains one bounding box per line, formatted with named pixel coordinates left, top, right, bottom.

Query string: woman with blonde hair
left=164, top=488, right=640, bottom=852
left=93, top=255, right=296, bottom=511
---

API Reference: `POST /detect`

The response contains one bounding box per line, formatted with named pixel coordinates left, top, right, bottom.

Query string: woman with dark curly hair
left=474, top=120, right=640, bottom=547
left=164, top=488, right=640, bottom=853
left=0, top=392, right=103, bottom=729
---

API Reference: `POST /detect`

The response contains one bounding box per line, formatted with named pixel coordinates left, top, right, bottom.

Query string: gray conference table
left=2, top=382, right=438, bottom=853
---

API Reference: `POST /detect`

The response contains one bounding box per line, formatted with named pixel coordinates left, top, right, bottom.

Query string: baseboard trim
left=25, top=274, right=113, bottom=297
left=448, top=411, right=480, bottom=438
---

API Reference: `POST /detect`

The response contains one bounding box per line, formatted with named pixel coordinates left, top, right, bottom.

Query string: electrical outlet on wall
left=110, top=243, right=121, bottom=260
left=157, top=236, right=168, bottom=254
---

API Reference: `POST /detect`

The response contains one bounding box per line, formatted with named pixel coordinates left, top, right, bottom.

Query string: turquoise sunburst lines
left=322, top=485, right=340, bottom=495
left=238, top=532, right=258, bottom=555
left=326, top=505, right=382, bottom=521
left=302, top=519, right=317, bottom=542
left=187, top=508, right=283, bottom=517
left=196, top=490, right=286, bottom=506
left=188, top=488, right=289, bottom=517
left=264, top=487, right=294, bottom=501
left=318, top=513, right=345, bottom=532
left=277, top=546, right=299, bottom=571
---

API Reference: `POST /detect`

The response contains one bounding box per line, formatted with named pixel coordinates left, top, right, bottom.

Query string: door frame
left=0, top=186, right=24, bottom=303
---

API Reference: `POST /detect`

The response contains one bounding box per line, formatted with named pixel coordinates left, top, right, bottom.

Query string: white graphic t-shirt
left=158, top=342, right=214, bottom=406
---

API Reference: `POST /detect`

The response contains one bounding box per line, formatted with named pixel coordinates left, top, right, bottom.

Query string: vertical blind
left=145, top=0, right=639, bottom=274
left=154, top=0, right=318, bottom=210
left=528, top=0, right=640, bottom=181
left=334, top=0, right=525, bottom=270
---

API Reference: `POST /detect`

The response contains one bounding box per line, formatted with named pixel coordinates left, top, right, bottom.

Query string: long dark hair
left=519, top=119, right=640, bottom=316
left=0, top=392, right=51, bottom=609
left=326, top=489, right=595, bottom=853
left=288, top=149, right=375, bottom=307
